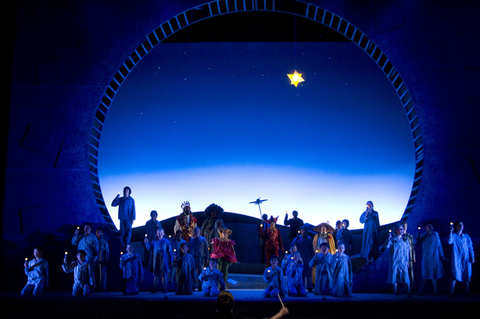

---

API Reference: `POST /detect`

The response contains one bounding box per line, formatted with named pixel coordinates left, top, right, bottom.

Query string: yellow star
left=287, top=70, right=305, bottom=87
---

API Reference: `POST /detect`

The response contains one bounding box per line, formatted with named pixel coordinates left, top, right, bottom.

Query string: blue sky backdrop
left=99, top=41, right=415, bottom=230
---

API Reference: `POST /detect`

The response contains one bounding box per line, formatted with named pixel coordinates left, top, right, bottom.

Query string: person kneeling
left=200, top=258, right=225, bottom=297
left=286, top=252, right=308, bottom=297
left=62, top=250, right=93, bottom=297
left=263, top=255, right=285, bottom=298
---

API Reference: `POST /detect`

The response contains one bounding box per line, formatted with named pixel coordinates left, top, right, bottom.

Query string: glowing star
left=287, top=70, right=305, bottom=87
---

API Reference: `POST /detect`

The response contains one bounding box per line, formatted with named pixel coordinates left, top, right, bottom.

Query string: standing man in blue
left=112, top=186, right=136, bottom=248
left=359, top=200, right=380, bottom=265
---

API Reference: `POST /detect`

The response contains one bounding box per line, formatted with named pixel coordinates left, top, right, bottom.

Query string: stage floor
left=2, top=289, right=478, bottom=319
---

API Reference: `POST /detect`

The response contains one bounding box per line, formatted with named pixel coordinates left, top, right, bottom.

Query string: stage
left=2, top=289, right=477, bottom=319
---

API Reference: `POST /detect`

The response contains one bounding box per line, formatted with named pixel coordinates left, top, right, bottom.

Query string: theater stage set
left=3, top=1, right=480, bottom=318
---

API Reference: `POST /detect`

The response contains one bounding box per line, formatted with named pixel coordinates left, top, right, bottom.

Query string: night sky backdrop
left=98, top=41, right=415, bottom=230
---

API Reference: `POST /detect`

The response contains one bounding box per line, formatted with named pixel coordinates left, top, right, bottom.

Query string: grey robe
left=448, top=232, right=474, bottom=282
left=386, top=237, right=410, bottom=284
left=331, top=253, right=353, bottom=297
left=417, top=231, right=444, bottom=279
left=359, top=209, right=380, bottom=259
left=309, top=252, right=334, bottom=295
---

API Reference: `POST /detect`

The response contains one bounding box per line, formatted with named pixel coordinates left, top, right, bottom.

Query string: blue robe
left=417, top=231, right=444, bottom=279
left=63, top=260, right=93, bottom=296
left=448, top=232, right=474, bottom=282
left=145, top=237, right=172, bottom=277
left=199, top=267, right=225, bottom=296
left=119, top=252, right=143, bottom=294
left=286, top=261, right=307, bottom=297
left=22, top=258, right=49, bottom=296
left=309, top=252, right=334, bottom=295
left=175, top=253, right=195, bottom=295
left=263, top=266, right=285, bottom=297
left=331, top=253, right=353, bottom=297
left=386, top=237, right=410, bottom=284
left=360, top=209, right=380, bottom=259
left=336, top=228, right=354, bottom=256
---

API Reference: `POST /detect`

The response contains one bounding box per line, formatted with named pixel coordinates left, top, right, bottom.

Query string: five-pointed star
left=287, top=70, right=305, bottom=87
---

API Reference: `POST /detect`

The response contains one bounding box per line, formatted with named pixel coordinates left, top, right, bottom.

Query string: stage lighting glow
left=287, top=70, right=304, bottom=87
left=98, top=42, right=415, bottom=231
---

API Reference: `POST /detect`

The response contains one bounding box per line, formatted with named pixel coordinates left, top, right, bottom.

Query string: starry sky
left=98, top=41, right=415, bottom=230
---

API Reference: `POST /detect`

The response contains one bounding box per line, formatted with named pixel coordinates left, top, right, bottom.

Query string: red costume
left=175, top=201, right=197, bottom=241
left=261, top=216, right=284, bottom=265
left=210, top=238, right=237, bottom=263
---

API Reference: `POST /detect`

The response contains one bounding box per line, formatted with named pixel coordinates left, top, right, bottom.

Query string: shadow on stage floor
left=2, top=289, right=478, bottom=319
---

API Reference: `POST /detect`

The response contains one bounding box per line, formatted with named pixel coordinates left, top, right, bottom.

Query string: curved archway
left=88, top=1, right=423, bottom=236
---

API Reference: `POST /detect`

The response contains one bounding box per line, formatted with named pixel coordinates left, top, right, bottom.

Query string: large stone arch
left=88, top=0, right=423, bottom=236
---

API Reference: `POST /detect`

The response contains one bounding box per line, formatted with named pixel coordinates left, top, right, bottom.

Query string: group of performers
left=20, top=191, right=475, bottom=299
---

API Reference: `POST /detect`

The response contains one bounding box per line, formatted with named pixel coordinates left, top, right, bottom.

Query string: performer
left=174, top=201, right=197, bottom=241
left=62, top=250, right=93, bottom=297
left=170, top=230, right=187, bottom=285
left=309, top=243, right=334, bottom=295
left=399, top=221, right=416, bottom=287
left=201, top=203, right=224, bottom=246
left=188, top=227, right=208, bottom=291
left=331, top=243, right=353, bottom=297
left=210, top=227, right=237, bottom=284
left=312, top=223, right=335, bottom=255
left=71, top=223, right=98, bottom=288
left=448, top=220, right=475, bottom=296
left=416, top=223, right=446, bottom=295
left=284, top=210, right=304, bottom=241
left=332, top=220, right=342, bottom=249
left=261, top=216, right=284, bottom=266
left=21, top=246, right=49, bottom=296
left=336, top=219, right=354, bottom=256
left=286, top=252, right=308, bottom=297
left=263, top=255, right=285, bottom=298
left=199, top=258, right=225, bottom=297
left=144, top=210, right=161, bottom=266
left=95, top=227, right=109, bottom=291
left=111, top=186, right=136, bottom=248
left=174, top=242, right=195, bottom=295
left=144, top=228, right=172, bottom=293
left=119, top=243, right=143, bottom=295
left=281, top=244, right=300, bottom=270
left=359, top=201, right=380, bottom=264
left=291, top=225, right=314, bottom=292
left=386, top=224, right=411, bottom=297
left=256, top=214, right=270, bottom=264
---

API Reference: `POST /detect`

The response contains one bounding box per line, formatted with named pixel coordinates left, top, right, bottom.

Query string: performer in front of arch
left=174, top=201, right=197, bottom=241
left=260, top=216, right=284, bottom=266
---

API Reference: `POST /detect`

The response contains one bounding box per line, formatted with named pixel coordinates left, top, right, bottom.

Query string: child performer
left=281, top=244, right=301, bottom=270
left=188, top=226, right=208, bottom=291
left=199, top=257, right=225, bottom=297
left=170, top=230, right=187, bottom=285
left=119, top=243, right=143, bottom=295
left=144, top=228, right=172, bottom=293
left=21, top=246, right=49, bottom=296
left=174, top=242, right=195, bottom=295
left=448, top=220, right=475, bottom=296
left=309, top=242, right=334, bottom=295
left=62, top=250, right=93, bottom=297
left=336, top=219, right=354, bottom=256
left=210, top=227, right=237, bottom=285
left=95, top=227, right=109, bottom=291
left=386, top=224, right=411, bottom=297
left=286, top=252, right=308, bottom=297
left=261, top=216, right=284, bottom=266
left=331, top=243, right=353, bottom=297
left=263, top=255, right=285, bottom=298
